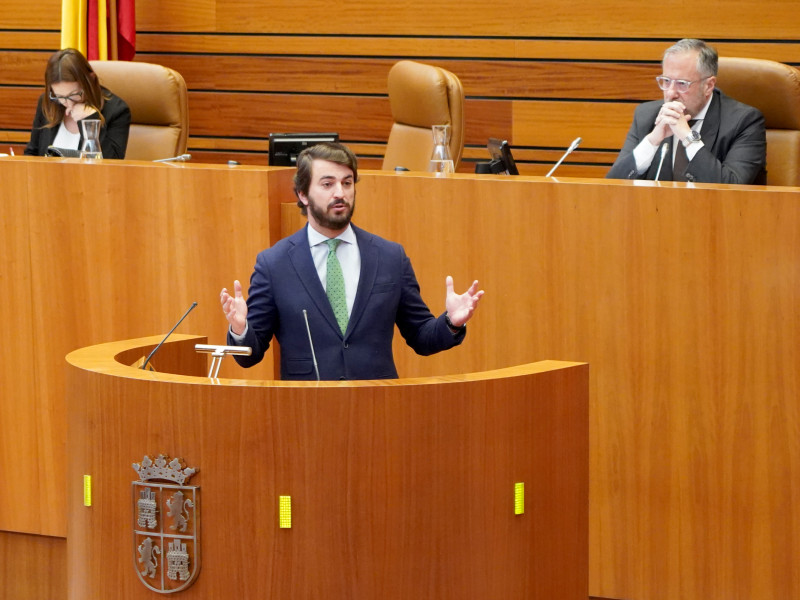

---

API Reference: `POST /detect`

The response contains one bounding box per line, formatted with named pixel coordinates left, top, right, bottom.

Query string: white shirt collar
left=306, top=223, right=357, bottom=247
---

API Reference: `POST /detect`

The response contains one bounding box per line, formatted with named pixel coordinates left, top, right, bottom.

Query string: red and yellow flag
left=61, top=0, right=136, bottom=60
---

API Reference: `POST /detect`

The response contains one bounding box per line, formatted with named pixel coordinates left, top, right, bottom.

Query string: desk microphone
left=654, top=143, right=669, bottom=182
left=546, top=137, right=582, bottom=177
left=302, top=309, right=320, bottom=381
left=141, top=302, right=198, bottom=370
left=154, top=154, right=192, bottom=163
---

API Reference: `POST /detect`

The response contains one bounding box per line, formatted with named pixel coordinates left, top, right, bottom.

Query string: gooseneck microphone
left=140, top=302, right=198, bottom=370
left=302, top=309, right=320, bottom=381
left=154, top=154, right=192, bottom=163
left=546, top=137, right=582, bottom=177
left=654, top=143, right=670, bottom=182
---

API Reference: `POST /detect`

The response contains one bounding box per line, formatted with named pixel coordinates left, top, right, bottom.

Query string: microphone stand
left=141, top=302, right=198, bottom=370
left=654, top=143, right=669, bottom=182
left=303, top=310, right=320, bottom=381
left=546, top=137, right=582, bottom=177
left=154, top=154, right=192, bottom=163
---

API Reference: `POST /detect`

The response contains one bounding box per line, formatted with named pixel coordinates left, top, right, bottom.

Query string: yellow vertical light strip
left=61, top=0, right=88, bottom=54
left=514, top=482, right=524, bottom=515
left=96, top=0, right=108, bottom=60
left=279, top=495, right=291, bottom=528
left=83, top=475, right=92, bottom=506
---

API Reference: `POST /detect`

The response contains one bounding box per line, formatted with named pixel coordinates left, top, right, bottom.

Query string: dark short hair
left=663, top=39, right=719, bottom=77
left=42, top=48, right=106, bottom=128
left=293, top=142, right=359, bottom=215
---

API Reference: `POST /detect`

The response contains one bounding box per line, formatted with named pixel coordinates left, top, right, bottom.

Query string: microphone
left=140, top=302, right=198, bottom=370
left=546, top=137, right=581, bottom=177
left=154, top=153, right=191, bottom=163
left=302, top=309, right=320, bottom=381
left=654, top=143, right=670, bottom=182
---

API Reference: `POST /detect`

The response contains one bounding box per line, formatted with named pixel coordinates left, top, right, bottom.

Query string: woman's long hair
left=41, top=48, right=108, bottom=128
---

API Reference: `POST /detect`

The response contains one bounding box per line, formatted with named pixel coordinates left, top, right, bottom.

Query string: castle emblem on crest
left=132, top=454, right=200, bottom=594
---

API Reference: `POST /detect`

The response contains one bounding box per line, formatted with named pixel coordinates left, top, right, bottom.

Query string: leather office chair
left=717, top=57, right=800, bottom=186
left=382, top=60, right=465, bottom=172
left=90, top=60, right=189, bottom=161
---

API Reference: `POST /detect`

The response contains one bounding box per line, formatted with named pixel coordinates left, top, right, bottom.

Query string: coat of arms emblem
left=132, top=454, right=200, bottom=593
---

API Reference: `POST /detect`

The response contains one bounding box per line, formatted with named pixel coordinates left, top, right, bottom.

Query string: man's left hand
left=444, top=276, right=484, bottom=327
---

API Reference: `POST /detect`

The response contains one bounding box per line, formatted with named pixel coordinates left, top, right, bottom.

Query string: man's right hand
left=647, top=100, right=691, bottom=146
left=220, top=279, right=247, bottom=336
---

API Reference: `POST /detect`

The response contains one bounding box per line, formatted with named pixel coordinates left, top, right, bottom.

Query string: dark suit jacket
left=229, top=224, right=465, bottom=380
left=24, top=88, right=131, bottom=158
left=606, top=89, right=766, bottom=184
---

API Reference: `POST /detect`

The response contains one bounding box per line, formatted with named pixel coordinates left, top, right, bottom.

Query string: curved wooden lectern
left=66, top=335, right=588, bottom=599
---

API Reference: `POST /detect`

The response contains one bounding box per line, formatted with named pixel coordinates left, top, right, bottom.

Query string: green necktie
left=325, top=239, right=348, bottom=335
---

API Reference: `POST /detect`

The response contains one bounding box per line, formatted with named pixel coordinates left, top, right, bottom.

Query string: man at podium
left=220, top=142, right=483, bottom=380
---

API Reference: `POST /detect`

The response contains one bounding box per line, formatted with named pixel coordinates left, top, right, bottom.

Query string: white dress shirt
left=306, top=223, right=361, bottom=317
left=52, top=123, right=81, bottom=150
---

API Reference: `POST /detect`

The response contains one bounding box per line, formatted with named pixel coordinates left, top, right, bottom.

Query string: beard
left=307, top=191, right=356, bottom=230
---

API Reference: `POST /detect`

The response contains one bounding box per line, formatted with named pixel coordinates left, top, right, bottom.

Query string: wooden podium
left=66, top=334, right=588, bottom=599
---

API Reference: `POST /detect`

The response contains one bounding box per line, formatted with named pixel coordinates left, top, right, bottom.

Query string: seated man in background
left=607, top=38, right=766, bottom=184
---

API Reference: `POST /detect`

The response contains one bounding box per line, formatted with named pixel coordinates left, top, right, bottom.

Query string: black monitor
left=268, top=132, right=339, bottom=166
left=486, top=138, right=519, bottom=175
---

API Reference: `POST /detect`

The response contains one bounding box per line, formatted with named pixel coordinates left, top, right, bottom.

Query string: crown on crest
left=133, top=454, right=197, bottom=485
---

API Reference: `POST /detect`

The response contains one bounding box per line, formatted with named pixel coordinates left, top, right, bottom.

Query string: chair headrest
left=717, top=57, right=800, bottom=129
left=387, top=60, right=456, bottom=128
left=89, top=60, right=187, bottom=126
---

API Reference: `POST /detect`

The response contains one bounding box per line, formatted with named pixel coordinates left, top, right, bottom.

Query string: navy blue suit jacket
left=229, top=224, right=465, bottom=380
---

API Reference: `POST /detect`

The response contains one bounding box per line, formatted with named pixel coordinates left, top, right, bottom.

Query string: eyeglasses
left=49, top=90, right=84, bottom=103
left=655, top=76, right=709, bottom=93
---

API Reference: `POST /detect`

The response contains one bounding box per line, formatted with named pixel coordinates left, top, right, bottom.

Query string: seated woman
left=25, top=48, right=131, bottom=158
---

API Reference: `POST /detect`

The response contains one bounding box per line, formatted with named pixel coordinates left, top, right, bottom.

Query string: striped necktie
left=325, top=239, right=348, bottom=335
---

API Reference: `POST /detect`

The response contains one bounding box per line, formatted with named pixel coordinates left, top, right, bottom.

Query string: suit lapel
left=346, top=225, right=378, bottom=338
left=286, top=226, right=342, bottom=336
left=699, top=89, right=721, bottom=151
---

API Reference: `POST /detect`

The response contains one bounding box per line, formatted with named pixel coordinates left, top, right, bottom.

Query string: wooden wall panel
left=202, top=0, right=800, bottom=38
left=142, top=54, right=661, bottom=100
left=0, top=162, right=42, bottom=534
left=0, top=88, right=42, bottom=131
left=135, top=0, right=216, bottom=31
left=136, top=34, right=800, bottom=62
left=0, top=0, right=59, bottom=28
left=0, top=532, right=65, bottom=600
left=512, top=100, right=637, bottom=149
left=0, top=52, right=50, bottom=85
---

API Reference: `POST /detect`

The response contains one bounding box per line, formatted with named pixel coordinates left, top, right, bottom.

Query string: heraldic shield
left=132, top=454, right=200, bottom=594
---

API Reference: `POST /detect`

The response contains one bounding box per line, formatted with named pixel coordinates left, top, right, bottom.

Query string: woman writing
left=25, top=48, right=130, bottom=158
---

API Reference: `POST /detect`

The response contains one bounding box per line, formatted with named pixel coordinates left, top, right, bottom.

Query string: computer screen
left=268, top=132, right=340, bottom=166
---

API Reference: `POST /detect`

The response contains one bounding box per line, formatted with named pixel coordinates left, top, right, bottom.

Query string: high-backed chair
left=382, top=60, right=465, bottom=172
left=90, top=60, right=189, bottom=161
left=717, top=57, right=800, bottom=186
